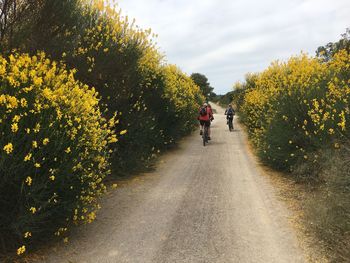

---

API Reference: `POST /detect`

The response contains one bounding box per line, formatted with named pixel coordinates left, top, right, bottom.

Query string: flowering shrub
left=233, top=44, right=350, bottom=261
left=59, top=1, right=204, bottom=172
left=162, top=65, right=203, bottom=137
left=1, top=1, right=204, bottom=176
left=0, top=1, right=204, bottom=255
left=0, top=52, right=116, bottom=254
left=238, top=51, right=350, bottom=171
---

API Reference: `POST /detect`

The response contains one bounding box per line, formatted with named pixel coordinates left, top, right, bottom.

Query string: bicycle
left=202, top=124, right=209, bottom=146
left=227, top=117, right=234, bottom=132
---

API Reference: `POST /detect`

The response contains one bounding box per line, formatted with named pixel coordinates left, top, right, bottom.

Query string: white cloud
left=117, top=0, right=350, bottom=94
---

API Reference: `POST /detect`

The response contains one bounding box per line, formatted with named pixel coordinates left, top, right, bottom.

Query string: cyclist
left=224, top=104, right=235, bottom=130
left=198, top=102, right=213, bottom=140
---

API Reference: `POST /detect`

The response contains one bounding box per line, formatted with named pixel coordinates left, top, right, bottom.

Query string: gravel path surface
left=38, top=104, right=306, bottom=263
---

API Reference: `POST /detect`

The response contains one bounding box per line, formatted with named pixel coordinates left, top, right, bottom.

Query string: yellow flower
left=108, top=137, right=118, bottom=143
left=24, top=153, right=32, bottom=162
left=49, top=175, right=55, bottom=181
left=7, top=96, right=18, bottom=108
left=17, top=245, right=26, bottom=255
left=112, top=183, right=118, bottom=189
left=11, top=123, right=18, bottom=132
left=43, top=138, right=49, bottom=145
left=33, top=123, right=40, bottom=133
left=25, top=176, right=32, bottom=186
left=12, top=115, right=21, bottom=122
left=34, top=163, right=41, bottom=168
left=87, top=211, right=96, bottom=223
left=3, top=143, right=13, bottom=154
left=24, top=232, right=32, bottom=238
left=29, top=207, right=37, bottom=214
left=20, top=98, right=28, bottom=107
left=120, top=130, right=127, bottom=135
left=33, top=76, right=43, bottom=86
left=65, top=147, right=71, bottom=154
left=32, top=141, right=38, bottom=148
left=337, top=119, right=346, bottom=131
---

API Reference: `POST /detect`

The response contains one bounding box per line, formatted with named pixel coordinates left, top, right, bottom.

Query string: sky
left=116, top=0, right=350, bottom=94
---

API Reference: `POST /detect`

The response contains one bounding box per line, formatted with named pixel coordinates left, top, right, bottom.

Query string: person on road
left=224, top=104, right=235, bottom=130
left=198, top=102, right=213, bottom=140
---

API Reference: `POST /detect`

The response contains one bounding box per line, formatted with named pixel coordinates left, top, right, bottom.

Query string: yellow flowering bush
left=1, top=0, right=203, bottom=177
left=0, top=0, right=205, bottom=258
left=238, top=51, right=349, bottom=171
left=55, top=1, right=203, bottom=172
left=310, top=50, right=350, bottom=137
left=0, top=52, right=115, bottom=254
left=161, top=65, right=203, bottom=136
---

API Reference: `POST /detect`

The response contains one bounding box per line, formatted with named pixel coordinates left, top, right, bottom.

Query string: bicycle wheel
left=203, top=126, right=208, bottom=146
left=229, top=120, right=233, bottom=131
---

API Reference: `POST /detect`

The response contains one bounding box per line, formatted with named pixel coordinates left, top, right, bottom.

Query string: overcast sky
left=117, top=0, right=350, bottom=94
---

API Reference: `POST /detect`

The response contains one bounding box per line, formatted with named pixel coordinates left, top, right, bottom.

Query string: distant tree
left=217, top=73, right=258, bottom=110
left=210, top=91, right=219, bottom=102
left=217, top=91, right=233, bottom=106
left=316, top=28, right=350, bottom=61
left=190, top=72, right=214, bottom=100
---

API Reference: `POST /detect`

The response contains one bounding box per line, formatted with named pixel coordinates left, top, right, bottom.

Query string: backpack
left=200, top=107, right=207, bottom=116
left=227, top=108, right=235, bottom=116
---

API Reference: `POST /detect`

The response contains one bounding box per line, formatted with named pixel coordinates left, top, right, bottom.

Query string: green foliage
left=316, top=28, right=350, bottom=62
left=1, top=0, right=84, bottom=56
left=190, top=72, right=215, bottom=100
left=215, top=91, right=233, bottom=107
left=217, top=73, right=258, bottom=111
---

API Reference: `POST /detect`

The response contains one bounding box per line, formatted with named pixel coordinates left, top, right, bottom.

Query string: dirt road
left=38, top=104, right=306, bottom=263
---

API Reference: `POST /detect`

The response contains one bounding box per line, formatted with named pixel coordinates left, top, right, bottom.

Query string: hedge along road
left=37, top=103, right=306, bottom=263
